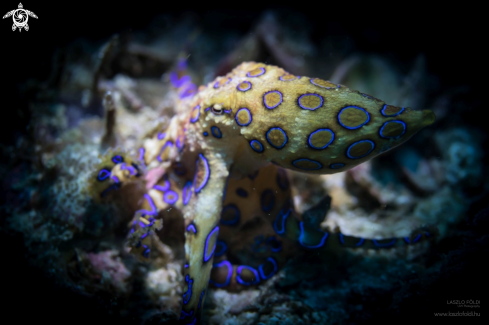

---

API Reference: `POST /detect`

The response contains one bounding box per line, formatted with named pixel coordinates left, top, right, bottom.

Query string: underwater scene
left=2, top=6, right=487, bottom=325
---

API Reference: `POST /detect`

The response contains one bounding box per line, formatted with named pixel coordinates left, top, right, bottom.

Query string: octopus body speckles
left=381, top=104, right=404, bottom=117
left=338, top=106, right=370, bottom=129
left=211, top=126, right=222, bottom=138
left=220, top=204, right=240, bottom=225
left=190, top=105, right=200, bottom=123
left=308, top=128, right=334, bottom=150
left=379, top=120, right=406, bottom=139
left=310, top=78, right=338, bottom=89
left=204, top=226, right=219, bottom=263
left=292, top=158, right=323, bottom=171
left=193, top=154, right=210, bottom=193
left=250, top=139, right=264, bottom=153
left=247, top=67, right=265, bottom=77
left=263, top=90, right=283, bottom=109
left=298, top=93, right=323, bottom=110
left=346, top=140, right=375, bottom=159
left=235, top=108, right=252, bottom=126
left=237, top=81, right=252, bottom=92
left=266, top=127, right=287, bottom=149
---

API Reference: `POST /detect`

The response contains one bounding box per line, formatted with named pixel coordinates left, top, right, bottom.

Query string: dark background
left=1, top=2, right=486, bottom=324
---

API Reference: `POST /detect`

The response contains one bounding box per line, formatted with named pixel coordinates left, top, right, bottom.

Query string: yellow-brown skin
left=88, top=62, right=435, bottom=324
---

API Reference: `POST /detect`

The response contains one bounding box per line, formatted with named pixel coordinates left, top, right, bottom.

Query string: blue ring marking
left=153, top=180, right=170, bottom=192
left=346, top=139, right=375, bottom=159
left=190, top=105, right=200, bottom=123
left=183, top=274, right=194, bottom=305
left=194, top=153, right=210, bottom=193
left=237, top=81, right=252, bottom=92
left=180, top=309, right=193, bottom=320
left=236, top=265, right=260, bottom=286
left=203, top=131, right=209, bottom=137
left=182, top=181, right=192, bottom=205
left=379, top=120, right=407, bottom=139
left=338, top=233, right=365, bottom=246
left=111, top=155, right=124, bottom=164
left=263, top=90, right=283, bottom=109
left=120, top=163, right=137, bottom=176
left=211, top=126, right=222, bottom=138
left=204, top=226, right=219, bottom=263
left=157, top=140, right=173, bottom=162
left=235, top=108, right=252, bottom=126
left=205, top=106, right=211, bottom=112
left=138, top=147, right=145, bottom=161
left=292, top=158, right=323, bottom=170
left=111, top=175, right=120, bottom=183
left=164, top=190, right=179, bottom=205
left=372, top=238, right=397, bottom=247
left=266, top=127, right=288, bottom=149
left=209, top=260, right=233, bottom=288
left=273, top=208, right=291, bottom=235
left=298, top=222, right=328, bottom=249
left=297, top=93, right=323, bottom=110
left=176, top=135, right=185, bottom=151
left=276, top=168, right=289, bottom=190
left=403, top=234, right=422, bottom=244
left=330, top=163, right=345, bottom=169
left=250, top=139, right=264, bottom=153
left=157, top=132, right=166, bottom=140
left=261, top=189, right=275, bottom=212
left=140, top=233, right=148, bottom=240
left=381, top=104, right=405, bottom=117
left=310, top=78, right=336, bottom=89
left=187, top=223, right=197, bottom=234
left=97, top=169, right=111, bottom=181
left=224, top=109, right=232, bottom=114
left=220, top=204, right=240, bottom=226
left=258, top=257, right=278, bottom=280
left=197, top=290, right=205, bottom=309
left=184, top=263, right=189, bottom=268
left=247, top=67, right=265, bottom=77
left=214, top=240, right=227, bottom=257
left=138, top=193, right=158, bottom=216
left=337, top=106, right=370, bottom=129
left=142, top=247, right=150, bottom=258
left=266, top=236, right=282, bottom=252
left=236, top=188, right=248, bottom=198
left=279, top=75, right=299, bottom=81
left=308, top=128, right=334, bottom=150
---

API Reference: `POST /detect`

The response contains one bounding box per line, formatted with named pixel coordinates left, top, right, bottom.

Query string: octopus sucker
left=87, top=62, right=436, bottom=324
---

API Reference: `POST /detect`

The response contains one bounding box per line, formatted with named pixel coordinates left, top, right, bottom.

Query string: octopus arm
left=180, top=153, right=229, bottom=323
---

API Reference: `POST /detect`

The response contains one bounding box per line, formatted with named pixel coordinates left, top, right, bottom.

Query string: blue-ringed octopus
left=87, top=61, right=436, bottom=324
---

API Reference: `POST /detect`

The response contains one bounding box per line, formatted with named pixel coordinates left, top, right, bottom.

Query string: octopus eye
left=211, top=104, right=224, bottom=115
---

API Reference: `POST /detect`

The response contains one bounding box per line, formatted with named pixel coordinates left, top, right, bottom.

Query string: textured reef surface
left=2, top=10, right=488, bottom=325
